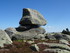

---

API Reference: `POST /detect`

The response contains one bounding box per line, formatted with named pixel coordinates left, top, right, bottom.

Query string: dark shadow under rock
left=16, top=24, right=39, bottom=32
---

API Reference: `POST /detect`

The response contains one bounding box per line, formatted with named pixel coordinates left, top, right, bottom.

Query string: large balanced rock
left=0, top=29, right=12, bottom=47
left=19, top=8, right=47, bottom=26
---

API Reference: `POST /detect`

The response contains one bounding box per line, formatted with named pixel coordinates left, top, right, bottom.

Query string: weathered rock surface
left=45, top=33, right=70, bottom=41
left=19, top=8, right=47, bottom=26
left=61, top=34, right=70, bottom=41
left=59, top=39, right=69, bottom=45
left=16, top=27, right=45, bottom=34
left=30, top=44, right=39, bottom=52
left=43, top=49, right=70, bottom=53
left=0, top=29, right=12, bottom=47
left=27, top=40, right=35, bottom=44
left=45, top=35, right=56, bottom=40
left=5, top=27, right=17, bottom=38
left=34, top=34, right=45, bottom=39
left=15, top=27, right=45, bottom=40
left=38, top=42, right=70, bottom=51
left=5, top=27, right=45, bottom=40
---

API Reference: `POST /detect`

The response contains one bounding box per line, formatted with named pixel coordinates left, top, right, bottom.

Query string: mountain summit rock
left=5, top=8, right=47, bottom=40
left=19, top=8, right=47, bottom=26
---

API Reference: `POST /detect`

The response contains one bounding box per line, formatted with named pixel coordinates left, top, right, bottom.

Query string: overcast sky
left=0, top=0, right=70, bottom=32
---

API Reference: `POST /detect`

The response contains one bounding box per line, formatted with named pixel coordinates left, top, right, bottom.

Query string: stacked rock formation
left=16, top=8, right=46, bottom=31
left=5, top=8, right=47, bottom=40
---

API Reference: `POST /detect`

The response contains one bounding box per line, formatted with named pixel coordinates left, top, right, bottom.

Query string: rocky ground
left=0, top=39, right=70, bottom=53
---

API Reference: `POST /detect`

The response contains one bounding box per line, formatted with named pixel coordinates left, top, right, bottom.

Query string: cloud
left=46, top=26, right=53, bottom=29
left=42, top=25, right=54, bottom=32
left=42, top=25, right=62, bottom=32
